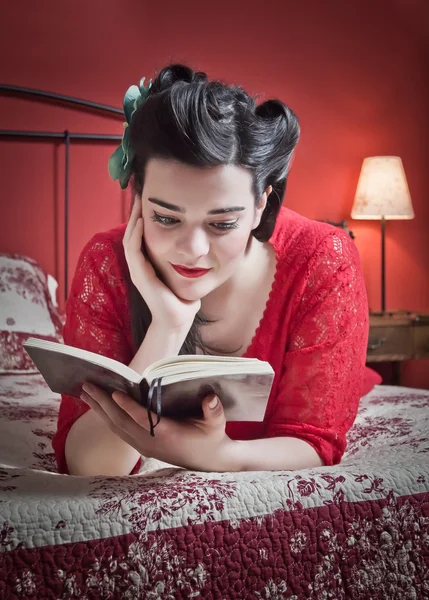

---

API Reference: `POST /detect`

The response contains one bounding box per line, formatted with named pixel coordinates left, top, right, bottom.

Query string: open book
left=24, top=338, right=274, bottom=425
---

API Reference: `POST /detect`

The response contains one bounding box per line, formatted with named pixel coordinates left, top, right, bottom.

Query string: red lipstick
left=171, top=264, right=211, bottom=278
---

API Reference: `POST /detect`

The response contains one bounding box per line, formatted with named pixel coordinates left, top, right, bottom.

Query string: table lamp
left=351, top=156, right=414, bottom=313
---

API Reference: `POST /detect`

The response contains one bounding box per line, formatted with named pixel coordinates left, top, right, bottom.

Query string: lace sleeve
left=52, top=233, right=133, bottom=473
left=265, top=231, right=369, bottom=466
left=62, top=236, right=132, bottom=361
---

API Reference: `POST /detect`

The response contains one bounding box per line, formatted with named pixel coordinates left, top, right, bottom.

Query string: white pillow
left=0, top=253, right=63, bottom=373
left=47, top=274, right=59, bottom=308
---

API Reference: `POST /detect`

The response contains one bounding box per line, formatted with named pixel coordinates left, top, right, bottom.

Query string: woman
left=53, top=64, right=369, bottom=476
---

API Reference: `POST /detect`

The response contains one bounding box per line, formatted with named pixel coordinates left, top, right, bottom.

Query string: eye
left=151, top=212, right=180, bottom=227
left=210, top=220, right=239, bottom=232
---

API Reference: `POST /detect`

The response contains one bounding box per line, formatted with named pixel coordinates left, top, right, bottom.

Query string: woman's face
left=140, top=158, right=267, bottom=302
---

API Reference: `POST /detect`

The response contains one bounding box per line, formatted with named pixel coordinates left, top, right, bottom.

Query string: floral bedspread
left=0, top=374, right=428, bottom=599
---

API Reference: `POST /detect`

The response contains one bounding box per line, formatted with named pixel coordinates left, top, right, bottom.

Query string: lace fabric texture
left=53, top=209, right=369, bottom=472
left=262, top=224, right=369, bottom=464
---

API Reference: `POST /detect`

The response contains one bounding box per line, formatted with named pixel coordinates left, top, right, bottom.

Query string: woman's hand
left=80, top=383, right=240, bottom=472
left=124, top=196, right=201, bottom=331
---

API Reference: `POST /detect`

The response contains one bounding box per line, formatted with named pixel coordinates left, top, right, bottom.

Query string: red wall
left=1, top=0, right=428, bottom=387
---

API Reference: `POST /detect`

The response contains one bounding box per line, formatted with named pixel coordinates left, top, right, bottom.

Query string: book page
left=145, top=355, right=272, bottom=381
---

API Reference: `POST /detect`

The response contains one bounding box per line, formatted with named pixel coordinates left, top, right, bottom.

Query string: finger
left=128, top=216, right=145, bottom=257
left=201, top=394, right=225, bottom=426
left=81, top=392, right=143, bottom=450
left=123, top=197, right=141, bottom=246
left=123, top=195, right=142, bottom=246
left=82, top=384, right=140, bottom=435
left=127, top=218, right=158, bottom=288
left=80, top=391, right=119, bottom=432
left=112, top=391, right=166, bottom=433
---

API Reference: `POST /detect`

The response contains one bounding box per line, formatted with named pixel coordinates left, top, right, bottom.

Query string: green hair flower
left=108, top=77, right=152, bottom=189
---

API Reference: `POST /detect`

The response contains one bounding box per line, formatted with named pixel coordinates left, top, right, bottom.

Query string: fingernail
left=82, top=383, right=93, bottom=394
left=208, top=395, right=219, bottom=409
left=80, top=392, right=90, bottom=403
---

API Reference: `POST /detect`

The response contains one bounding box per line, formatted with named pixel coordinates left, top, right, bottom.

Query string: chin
left=166, top=274, right=216, bottom=303
left=171, top=282, right=211, bottom=303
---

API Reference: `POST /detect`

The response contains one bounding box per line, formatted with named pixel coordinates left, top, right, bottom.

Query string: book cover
left=147, top=372, right=274, bottom=421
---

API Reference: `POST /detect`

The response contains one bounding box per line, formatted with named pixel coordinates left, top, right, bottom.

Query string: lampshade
left=351, top=156, right=414, bottom=220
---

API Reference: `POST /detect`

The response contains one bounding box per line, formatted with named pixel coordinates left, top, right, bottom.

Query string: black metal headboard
left=0, top=84, right=123, bottom=300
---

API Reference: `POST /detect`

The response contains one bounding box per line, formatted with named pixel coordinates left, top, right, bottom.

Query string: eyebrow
left=148, top=198, right=246, bottom=215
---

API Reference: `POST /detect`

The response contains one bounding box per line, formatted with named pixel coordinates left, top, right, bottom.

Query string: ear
left=252, top=185, right=273, bottom=229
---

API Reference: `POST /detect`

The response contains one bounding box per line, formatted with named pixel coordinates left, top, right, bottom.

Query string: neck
left=201, top=236, right=270, bottom=318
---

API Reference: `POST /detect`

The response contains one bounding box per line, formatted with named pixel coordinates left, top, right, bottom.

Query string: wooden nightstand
left=367, top=312, right=429, bottom=384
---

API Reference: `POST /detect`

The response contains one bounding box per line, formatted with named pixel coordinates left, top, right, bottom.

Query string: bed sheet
left=0, top=373, right=428, bottom=599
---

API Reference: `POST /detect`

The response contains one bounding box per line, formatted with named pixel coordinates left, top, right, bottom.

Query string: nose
left=176, top=226, right=210, bottom=260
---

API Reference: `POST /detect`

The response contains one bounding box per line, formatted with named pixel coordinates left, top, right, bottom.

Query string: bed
left=1, top=87, right=429, bottom=599
left=0, top=252, right=428, bottom=599
left=1, top=371, right=429, bottom=598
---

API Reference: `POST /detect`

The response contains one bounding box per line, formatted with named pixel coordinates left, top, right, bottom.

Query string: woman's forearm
left=128, top=321, right=190, bottom=373
left=65, top=323, right=189, bottom=476
left=227, top=436, right=324, bottom=471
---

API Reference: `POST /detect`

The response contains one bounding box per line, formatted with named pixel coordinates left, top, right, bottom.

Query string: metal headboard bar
left=0, top=131, right=121, bottom=140
left=0, top=84, right=124, bottom=301
left=0, top=84, right=122, bottom=115
left=64, top=131, right=70, bottom=301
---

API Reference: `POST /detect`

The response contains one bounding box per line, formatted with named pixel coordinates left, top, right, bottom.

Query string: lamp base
left=381, top=216, right=386, bottom=313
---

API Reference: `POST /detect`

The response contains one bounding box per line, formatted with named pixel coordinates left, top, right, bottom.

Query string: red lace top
left=53, top=207, right=369, bottom=473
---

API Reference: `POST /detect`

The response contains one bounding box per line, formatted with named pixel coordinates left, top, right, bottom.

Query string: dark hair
left=126, top=64, right=300, bottom=355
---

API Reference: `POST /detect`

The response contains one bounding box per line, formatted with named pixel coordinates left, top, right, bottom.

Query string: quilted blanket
left=0, top=373, right=428, bottom=600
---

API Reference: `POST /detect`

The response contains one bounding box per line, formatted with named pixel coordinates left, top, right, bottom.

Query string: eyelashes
left=150, top=212, right=240, bottom=232
left=150, top=213, right=179, bottom=226
left=210, top=220, right=240, bottom=231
